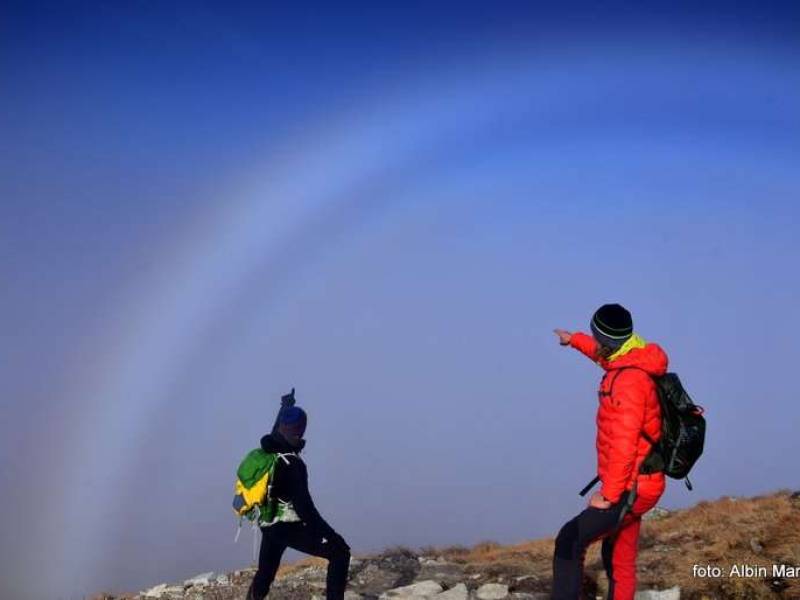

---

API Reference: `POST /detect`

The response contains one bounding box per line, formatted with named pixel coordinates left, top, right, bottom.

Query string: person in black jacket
left=246, top=393, right=350, bottom=600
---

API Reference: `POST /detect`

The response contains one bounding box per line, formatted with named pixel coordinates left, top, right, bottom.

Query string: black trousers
left=551, top=493, right=630, bottom=600
left=250, top=522, right=350, bottom=600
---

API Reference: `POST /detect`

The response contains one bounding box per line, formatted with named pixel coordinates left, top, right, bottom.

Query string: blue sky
left=1, top=2, right=799, bottom=599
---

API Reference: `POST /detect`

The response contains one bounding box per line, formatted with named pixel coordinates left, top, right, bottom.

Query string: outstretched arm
left=554, top=329, right=600, bottom=362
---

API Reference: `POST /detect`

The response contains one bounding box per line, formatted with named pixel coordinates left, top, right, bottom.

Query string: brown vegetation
left=431, top=491, right=800, bottom=599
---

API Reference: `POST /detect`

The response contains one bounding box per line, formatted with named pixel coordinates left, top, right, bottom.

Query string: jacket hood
left=604, top=342, right=668, bottom=376
left=261, top=432, right=305, bottom=454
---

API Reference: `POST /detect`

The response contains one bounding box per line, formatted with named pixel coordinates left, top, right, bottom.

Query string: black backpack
left=641, top=372, right=706, bottom=489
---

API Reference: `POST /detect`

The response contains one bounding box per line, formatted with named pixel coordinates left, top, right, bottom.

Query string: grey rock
left=750, top=538, right=764, bottom=554
left=416, top=562, right=466, bottom=587
left=350, top=551, right=421, bottom=595
left=634, top=587, right=680, bottom=600
left=511, top=594, right=549, bottom=600
left=143, top=584, right=168, bottom=598
left=435, top=583, right=468, bottom=600
left=345, top=591, right=365, bottom=600
left=642, top=507, right=670, bottom=522
left=510, top=575, right=545, bottom=595
left=215, top=574, right=230, bottom=585
left=381, top=580, right=445, bottom=599
left=476, top=583, right=509, bottom=600
left=352, top=564, right=409, bottom=595
left=184, top=571, right=214, bottom=587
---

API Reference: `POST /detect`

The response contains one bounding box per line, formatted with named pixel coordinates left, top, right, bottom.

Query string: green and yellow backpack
left=232, top=448, right=297, bottom=528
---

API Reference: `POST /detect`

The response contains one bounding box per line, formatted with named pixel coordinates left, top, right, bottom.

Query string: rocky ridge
left=122, top=548, right=678, bottom=600
left=97, top=490, right=800, bottom=600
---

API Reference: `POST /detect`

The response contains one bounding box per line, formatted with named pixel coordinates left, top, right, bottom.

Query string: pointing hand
left=554, top=329, right=572, bottom=346
left=281, top=388, right=296, bottom=408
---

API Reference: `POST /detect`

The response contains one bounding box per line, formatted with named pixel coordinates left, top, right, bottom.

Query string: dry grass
left=435, top=538, right=556, bottom=583
left=277, top=556, right=328, bottom=578
left=442, top=491, right=800, bottom=599
left=636, top=491, right=800, bottom=598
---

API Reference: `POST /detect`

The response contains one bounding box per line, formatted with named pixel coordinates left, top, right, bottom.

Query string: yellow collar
left=608, top=333, right=647, bottom=361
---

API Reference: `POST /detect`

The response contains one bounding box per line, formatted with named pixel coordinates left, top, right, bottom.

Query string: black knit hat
left=590, top=304, right=633, bottom=349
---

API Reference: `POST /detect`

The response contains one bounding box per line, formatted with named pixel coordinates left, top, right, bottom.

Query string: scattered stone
left=634, top=586, right=680, bottom=600
left=476, top=583, right=509, bottom=600
left=345, top=591, right=365, bottom=600
left=143, top=584, right=168, bottom=598
left=215, top=574, right=229, bottom=585
left=167, top=585, right=185, bottom=593
left=415, top=561, right=466, bottom=587
left=353, top=564, right=402, bottom=595
left=380, top=580, right=444, bottom=599
left=768, top=577, right=789, bottom=593
left=184, top=572, right=214, bottom=587
left=643, top=507, right=670, bottom=522
left=510, top=575, right=544, bottom=594
left=436, top=583, right=468, bottom=600
left=511, top=594, right=548, bottom=600
left=351, top=550, right=422, bottom=595
left=750, top=538, right=764, bottom=554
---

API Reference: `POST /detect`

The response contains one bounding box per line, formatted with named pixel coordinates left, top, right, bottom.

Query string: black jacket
left=259, top=432, right=339, bottom=541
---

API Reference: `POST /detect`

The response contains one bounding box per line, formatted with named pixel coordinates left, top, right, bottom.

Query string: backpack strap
left=606, top=367, right=659, bottom=446
left=578, top=475, right=600, bottom=497
left=580, top=369, right=632, bottom=496
left=276, top=453, right=294, bottom=465
left=611, top=367, right=665, bottom=472
left=599, top=368, right=630, bottom=397
left=580, top=367, right=662, bottom=495
left=266, top=453, right=296, bottom=498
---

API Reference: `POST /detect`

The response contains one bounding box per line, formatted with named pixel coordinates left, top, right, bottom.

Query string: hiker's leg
left=607, top=517, right=641, bottom=600
left=250, top=526, right=288, bottom=600
left=601, top=475, right=664, bottom=600
left=552, top=501, right=627, bottom=600
left=283, top=526, right=351, bottom=600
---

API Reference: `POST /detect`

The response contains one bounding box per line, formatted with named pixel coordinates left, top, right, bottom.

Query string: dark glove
left=281, top=388, right=296, bottom=409
left=325, top=531, right=350, bottom=551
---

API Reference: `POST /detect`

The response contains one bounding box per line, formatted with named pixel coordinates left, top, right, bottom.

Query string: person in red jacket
left=551, top=304, right=667, bottom=600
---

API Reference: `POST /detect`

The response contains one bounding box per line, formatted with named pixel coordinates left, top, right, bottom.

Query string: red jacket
left=570, top=332, right=668, bottom=503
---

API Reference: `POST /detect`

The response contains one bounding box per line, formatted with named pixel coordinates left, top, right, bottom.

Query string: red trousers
left=553, top=473, right=665, bottom=600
